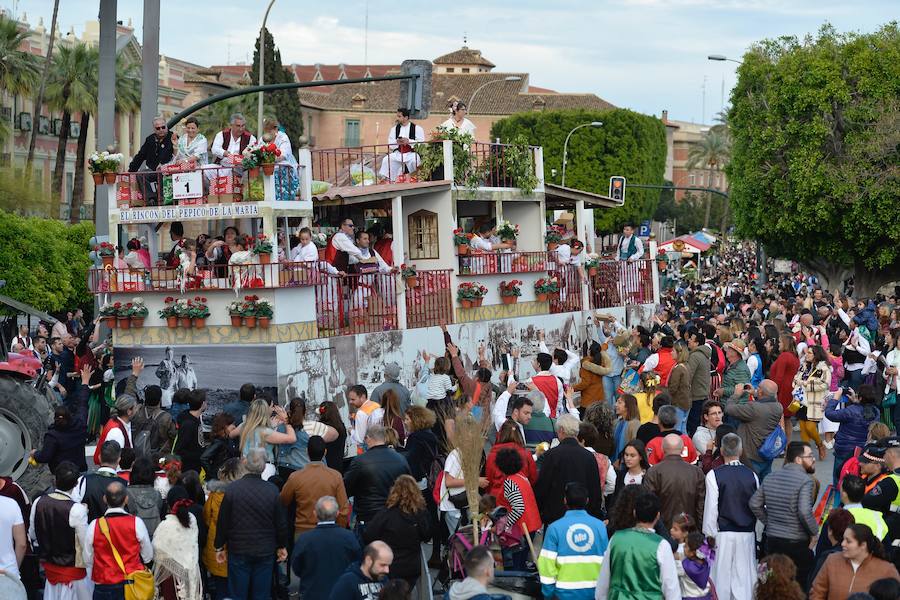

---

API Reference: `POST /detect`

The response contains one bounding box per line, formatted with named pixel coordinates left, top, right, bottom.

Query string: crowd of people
left=5, top=241, right=900, bottom=600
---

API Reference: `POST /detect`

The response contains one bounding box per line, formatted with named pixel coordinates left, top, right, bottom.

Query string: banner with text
left=118, top=203, right=261, bottom=224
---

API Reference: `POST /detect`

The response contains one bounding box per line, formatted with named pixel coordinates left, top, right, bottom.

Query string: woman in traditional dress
left=152, top=498, right=203, bottom=600
left=441, top=101, right=476, bottom=136
left=262, top=117, right=299, bottom=201
left=175, top=117, right=208, bottom=166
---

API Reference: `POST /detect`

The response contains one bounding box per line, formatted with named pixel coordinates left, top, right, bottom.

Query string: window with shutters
left=408, top=210, right=439, bottom=259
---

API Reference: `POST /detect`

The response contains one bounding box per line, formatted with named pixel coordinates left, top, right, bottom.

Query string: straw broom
left=453, top=411, right=489, bottom=545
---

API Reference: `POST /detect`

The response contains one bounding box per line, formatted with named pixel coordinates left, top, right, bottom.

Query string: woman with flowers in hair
left=441, top=100, right=476, bottom=136
left=754, top=554, right=804, bottom=600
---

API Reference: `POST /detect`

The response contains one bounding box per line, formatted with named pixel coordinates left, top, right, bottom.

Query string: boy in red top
left=639, top=335, right=678, bottom=386
left=529, top=353, right=564, bottom=418
left=645, top=405, right=699, bottom=465
left=84, top=481, right=153, bottom=599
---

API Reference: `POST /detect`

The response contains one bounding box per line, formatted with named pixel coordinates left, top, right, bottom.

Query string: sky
left=5, top=0, right=897, bottom=123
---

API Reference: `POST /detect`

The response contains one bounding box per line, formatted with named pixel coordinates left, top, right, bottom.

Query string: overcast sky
left=6, top=0, right=896, bottom=123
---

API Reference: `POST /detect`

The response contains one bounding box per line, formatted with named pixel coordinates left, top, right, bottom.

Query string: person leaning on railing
left=128, top=116, right=176, bottom=205
left=470, top=221, right=513, bottom=252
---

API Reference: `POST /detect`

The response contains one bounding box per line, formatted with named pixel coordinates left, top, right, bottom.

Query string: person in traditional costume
left=174, top=117, right=208, bottom=166
left=441, top=101, right=476, bottom=136
left=617, top=223, right=645, bottom=303
left=152, top=499, right=203, bottom=600
left=379, top=108, right=426, bottom=182
left=208, top=113, right=256, bottom=199
left=262, top=117, right=299, bottom=200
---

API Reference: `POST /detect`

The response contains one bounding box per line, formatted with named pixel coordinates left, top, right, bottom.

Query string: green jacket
left=686, top=345, right=711, bottom=401
left=607, top=528, right=664, bottom=600
left=722, top=359, right=751, bottom=399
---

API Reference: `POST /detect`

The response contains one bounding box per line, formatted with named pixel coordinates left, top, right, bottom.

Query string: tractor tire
left=0, top=376, right=54, bottom=499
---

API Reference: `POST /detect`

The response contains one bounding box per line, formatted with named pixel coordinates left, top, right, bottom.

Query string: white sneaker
left=792, top=424, right=800, bottom=432
left=823, top=439, right=834, bottom=450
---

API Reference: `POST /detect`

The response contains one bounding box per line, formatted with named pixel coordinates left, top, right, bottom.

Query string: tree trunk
left=51, top=110, right=71, bottom=214
left=703, top=166, right=713, bottom=228
left=26, top=0, right=59, bottom=171
left=70, top=112, right=90, bottom=224
left=852, top=259, right=900, bottom=299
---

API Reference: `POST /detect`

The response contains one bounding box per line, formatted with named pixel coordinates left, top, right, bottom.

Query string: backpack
left=132, top=407, right=164, bottom=458
left=708, top=342, right=726, bottom=375
left=759, top=425, right=787, bottom=460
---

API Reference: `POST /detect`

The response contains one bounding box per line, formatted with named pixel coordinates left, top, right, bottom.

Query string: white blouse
left=441, top=117, right=476, bottom=137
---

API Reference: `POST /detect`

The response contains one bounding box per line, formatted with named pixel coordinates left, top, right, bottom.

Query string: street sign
left=171, top=171, right=203, bottom=200
left=638, top=220, right=651, bottom=238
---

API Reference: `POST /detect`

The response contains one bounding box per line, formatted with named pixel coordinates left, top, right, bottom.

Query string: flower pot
left=457, top=244, right=469, bottom=256
left=536, top=292, right=548, bottom=302
left=243, top=316, right=257, bottom=328
left=258, top=316, right=271, bottom=329
left=588, top=266, right=598, bottom=277
left=406, top=276, right=418, bottom=288
left=317, top=248, right=326, bottom=260
left=501, top=295, right=518, bottom=305
left=460, top=298, right=473, bottom=309
left=258, top=253, right=271, bottom=265
left=549, top=291, right=560, bottom=300
left=166, top=316, right=178, bottom=329
left=193, top=317, right=206, bottom=329
left=547, top=242, right=559, bottom=252
left=179, top=317, right=192, bottom=328
left=230, top=315, right=243, bottom=327
left=473, top=297, right=484, bottom=307
left=117, top=317, right=131, bottom=330
left=262, top=163, right=275, bottom=176
left=131, top=317, right=145, bottom=328
left=104, top=316, right=117, bottom=328
left=249, top=167, right=260, bottom=178
left=103, top=172, right=117, bottom=184
left=101, top=255, right=115, bottom=267
left=92, top=173, right=103, bottom=185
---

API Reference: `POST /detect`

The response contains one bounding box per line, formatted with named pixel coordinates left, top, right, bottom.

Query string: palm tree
left=686, top=129, right=731, bottom=229
left=46, top=42, right=95, bottom=209
left=26, top=0, right=60, bottom=170
left=0, top=14, right=40, bottom=143
left=70, top=53, right=141, bottom=222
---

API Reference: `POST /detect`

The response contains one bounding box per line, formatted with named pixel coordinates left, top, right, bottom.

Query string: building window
left=688, top=172, right=696, bottom=185
left=446, top=67, right=455, bottom=73
left=344, top=119, right=360, bottom=146
left=461, top=67, right=470, bottom=73
left=408, top=209, right=439, bottom=259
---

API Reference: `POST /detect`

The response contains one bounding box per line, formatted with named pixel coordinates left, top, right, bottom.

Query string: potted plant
left=545, top=226, right=565, bottom=251
left=242, top=295, right=259, bottom=328
left=116, top=302, right=134, bottom=329
left=88, top=151, right=107, bottom=185
left=453, top=228, right=472, bottom=255
left=159, top=297, right=178, bottom=328
left=534, top=277, right=560, bottom=302
left=255, top=299, right=273, bottom=328
left=95, top=241, right=116, bottom=267
left=457, top=282, right=487, bottom=309
left=228, top=300, right=244, bottom=327
left=312, top=232, right=329, bottom=260
left=496, top=221, right=519, bottom=244
left=99, top=302, right=118, bottom=328
left=256, top=142, right=281, bottom=175
left=252, top=233, right=274, bottom=264
left=189, top=296, right=210, bottom=329
left=175, top=298, right=193, bottom=329
left=499, top=280, right=522, bottom=304
left=130, top=297, right=149, bottom=327
left=241, top=153, right=260, bottom=178
left=584, top=253, right=600, bottom=278
left=401, top=264, right=418, bottom=288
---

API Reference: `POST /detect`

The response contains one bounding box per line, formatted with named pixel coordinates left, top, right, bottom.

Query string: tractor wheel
left=0, top=376, right=54, bottom=499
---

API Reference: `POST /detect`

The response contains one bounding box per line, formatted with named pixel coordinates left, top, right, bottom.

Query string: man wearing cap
left=370, top=362, right=411, bottom=414
left=714, top=340, right=751, bottom=404
left=863, top=438, right=900, bottom=566
left=93, top=394, right=138, bottom=466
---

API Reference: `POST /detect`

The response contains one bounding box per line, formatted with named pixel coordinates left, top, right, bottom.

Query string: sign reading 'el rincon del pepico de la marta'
left=118, top=203, right=261, bottom=224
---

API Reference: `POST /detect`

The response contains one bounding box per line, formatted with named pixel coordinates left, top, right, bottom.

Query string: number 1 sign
left=171, top=171, right=203, bottom=200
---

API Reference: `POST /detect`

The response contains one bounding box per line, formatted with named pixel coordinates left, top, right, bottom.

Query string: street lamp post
left=468, top=76, right=522, bottom=113
left=561, top=122, right=602, bottom=187
left=258, top=0, right=277, bottom=133
left=707, top=54, right=743, bottom=64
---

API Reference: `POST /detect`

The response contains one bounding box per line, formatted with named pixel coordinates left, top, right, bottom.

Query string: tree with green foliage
left=686, top=128, right=730, bottom=229
left=249, top=27, right=304, bottom=144
left=0, top=14, right=40, bottom=143
left=0, top=168, right=52, bottom=218
left=490, top=109, right=667, bottom=234
left=0, top=209, right=93, bottom=313
left=728, top=23, right=900, bottom=296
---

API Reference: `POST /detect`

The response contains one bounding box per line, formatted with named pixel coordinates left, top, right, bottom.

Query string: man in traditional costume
left=617, top=223, right=645, bottom=303
left=209, top=113, right=256, bottom=199
left=378, top=108, right=425, bottom=182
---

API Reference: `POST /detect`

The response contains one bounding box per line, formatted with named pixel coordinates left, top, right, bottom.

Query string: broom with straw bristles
left=453, top=410, right=489, bottom=545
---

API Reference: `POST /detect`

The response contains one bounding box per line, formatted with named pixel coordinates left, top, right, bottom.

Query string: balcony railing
left=310, top=142, right=443, bottom=189
left=469, top=142, right=539, bottom=189
left=406, top=270, right=453, bottom=330
left=549, top=265, right=583, bottom=314
left=588, top=259, right=656, bottom=308
left=315, top=271, right=398, bottom=336
left=88, top=261, right=322, bottom=293
left=458, top=251, right=557, bottom=275
left=114, top=163, right=299, bottom=208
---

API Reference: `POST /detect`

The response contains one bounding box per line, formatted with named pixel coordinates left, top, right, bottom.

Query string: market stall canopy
left=691, top=230, right=717, bottom=245
left=657, top=235, right=711, bottom=254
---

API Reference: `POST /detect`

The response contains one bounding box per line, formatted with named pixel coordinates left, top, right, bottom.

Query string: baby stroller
left=442, top=508, right=541, bottom=599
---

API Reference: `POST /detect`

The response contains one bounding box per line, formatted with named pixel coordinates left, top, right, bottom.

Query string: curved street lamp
left=468, top=76, right=522, bottom=113
left=257, top=0, right=277, bottom=133
left=707, top=54, right=743, bottom=64
left=561, top=122, right=602, bottom=187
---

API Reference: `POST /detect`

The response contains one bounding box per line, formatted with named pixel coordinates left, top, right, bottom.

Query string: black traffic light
left=609, top=176, right=626, bottom=204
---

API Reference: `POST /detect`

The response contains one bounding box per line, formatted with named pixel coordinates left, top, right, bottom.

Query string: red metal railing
left=314, top=271, right=398, bottom=336
left=549, top=265, right=583, bottom=314
left=470, top=142, right=538, bottom=188
left=406, top=270, right=453, bottom=329
left=588, top=259, right=655, bottom=308
left=458, top=251, right=556, bottom=275
left=114, top=163, right=298, bottom=207
left=88, top=261, right=322, bottom=293
left=310, top=142, right=443, bottom=188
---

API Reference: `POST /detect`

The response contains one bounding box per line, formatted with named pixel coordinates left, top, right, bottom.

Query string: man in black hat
left=863, top=437, right=900, bottom=566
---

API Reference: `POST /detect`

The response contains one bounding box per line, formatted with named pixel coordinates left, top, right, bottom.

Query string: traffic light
left=609, top=176, right=626, bottom=204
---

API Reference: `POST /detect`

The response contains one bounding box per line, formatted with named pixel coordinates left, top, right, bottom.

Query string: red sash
left=531, top=374, right=560, bottom=417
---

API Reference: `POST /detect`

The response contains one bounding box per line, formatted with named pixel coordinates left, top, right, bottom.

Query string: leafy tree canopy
left=727, top=23, right=900, bottom=294
left=0, top=206, right=93, bottom=313
left=250, top=28, right=304, bottom=144
left=490, top=109, right=667, bottom=234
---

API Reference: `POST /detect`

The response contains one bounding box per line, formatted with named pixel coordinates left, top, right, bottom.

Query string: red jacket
left=373, top=238, right=394, bottom=266
left=91, top=513, right=143, bottom=585
left=499, top=473, right=542, bottom=534
left=485, top=442, right=537, bottom=499
left=770, top=351, right=800, bottom=417
left=646, top=433, right=698, bottom=465
left=640, top=347, right=677, bottom=386
left=93, top=418, right=131, bottom=465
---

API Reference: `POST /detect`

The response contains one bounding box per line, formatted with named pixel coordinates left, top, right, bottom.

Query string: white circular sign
left=566, top=524, right=595, bottom=553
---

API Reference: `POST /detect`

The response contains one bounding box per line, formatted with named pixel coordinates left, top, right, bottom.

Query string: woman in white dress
left=441, top=101, right=476, bottom=137
left=175, top=117, right=208, bottom=166
left=262, top=117, right=299, bottom=201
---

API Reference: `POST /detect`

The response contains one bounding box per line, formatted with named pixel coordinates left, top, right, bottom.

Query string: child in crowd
left=677, top=532, right=713, bottom=600
left=426, top=356, right=457, bottom=401
left=670, top=512, right=698, bottom=558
